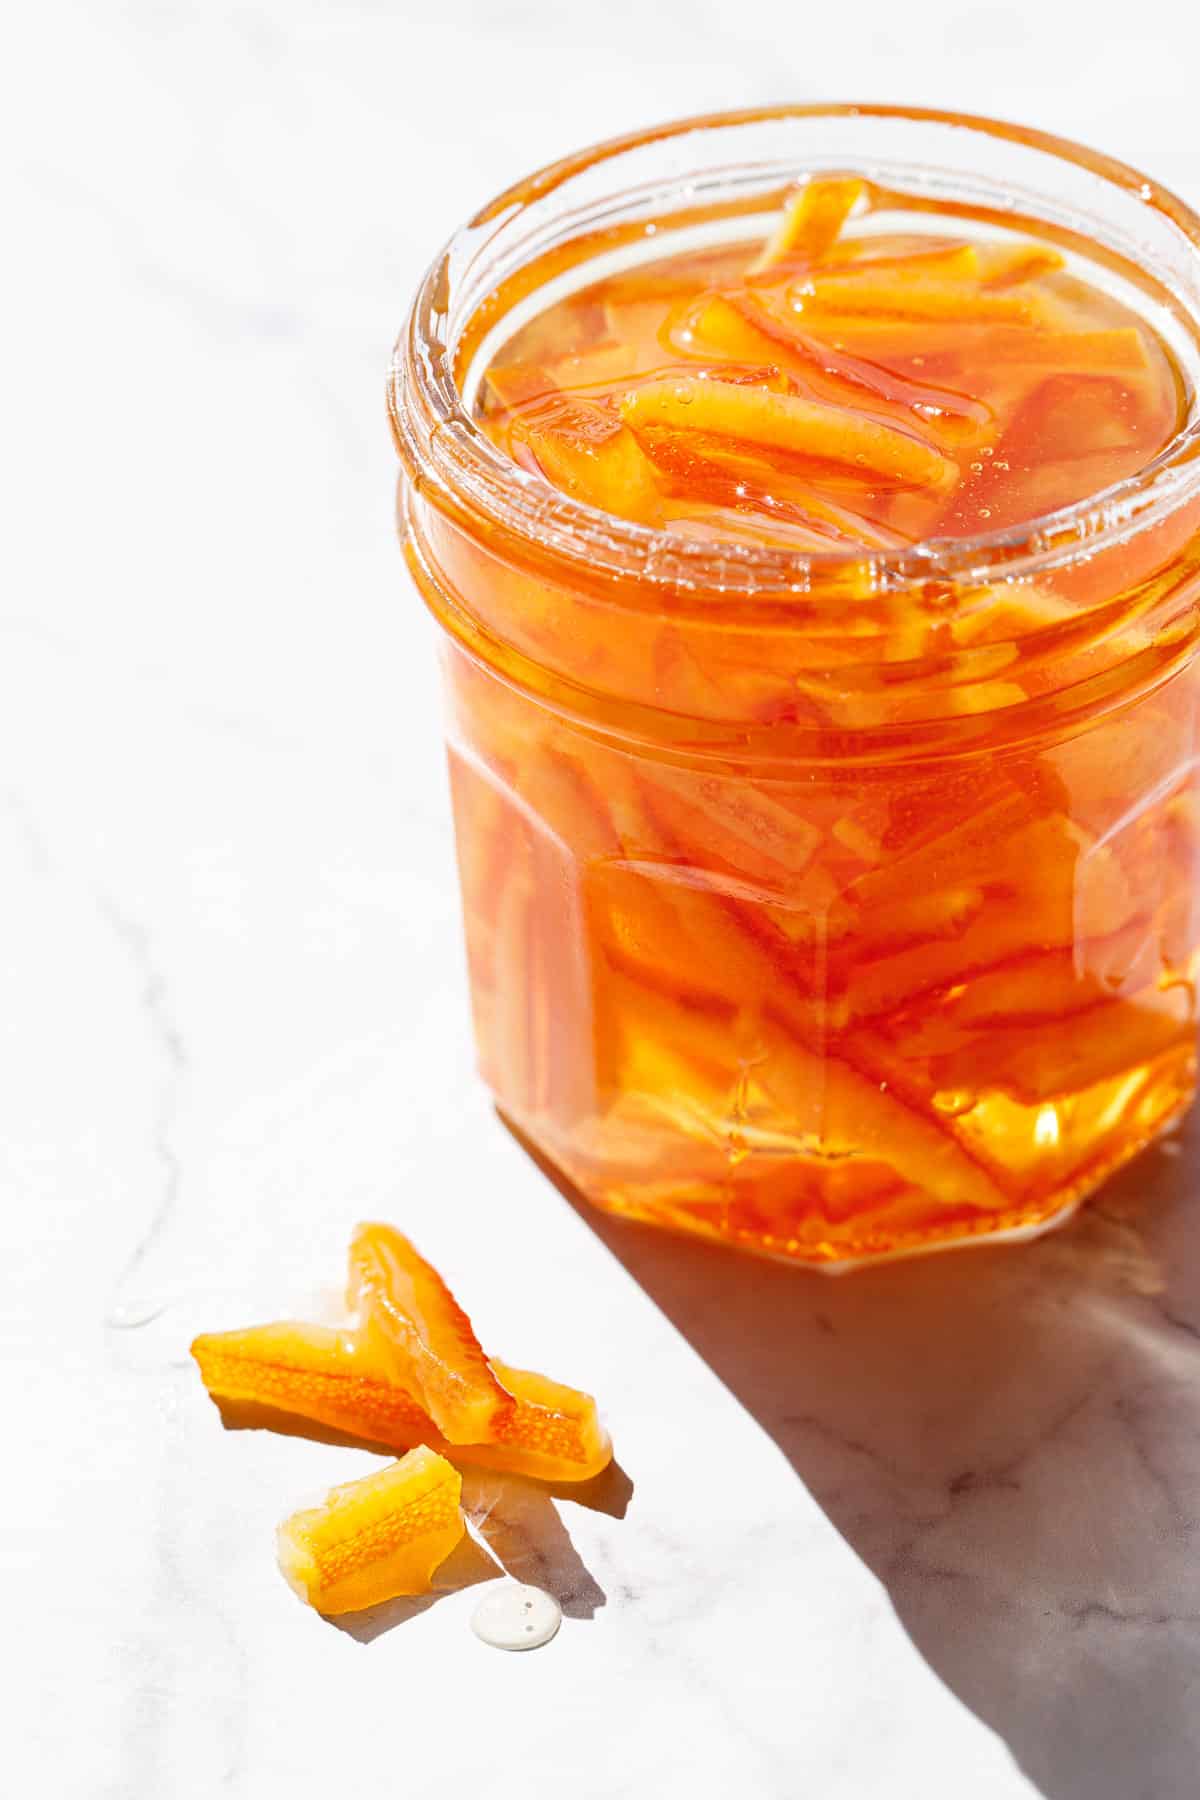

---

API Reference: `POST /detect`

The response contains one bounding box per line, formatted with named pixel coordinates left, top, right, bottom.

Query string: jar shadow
left=502, top=1106, right=1200, bottom=1800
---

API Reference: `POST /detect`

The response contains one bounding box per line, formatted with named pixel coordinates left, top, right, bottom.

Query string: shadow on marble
left=211, top=1397, right=631, bottom=1517
left=462, top=1471, right=607, bottom=1620
left=210, top=1400, right=624, bottom=1631
left=549, top=1457, right=635, bottom=1521
left=519, top=1106, right=1200, bottom=1800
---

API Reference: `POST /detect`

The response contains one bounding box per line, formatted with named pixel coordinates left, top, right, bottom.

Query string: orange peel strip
left=620, top=377, right=956, bottom=489
left=191, top=1322, right=612, bottom=1483
left=487, top=1359, right=612, bottom=1482
left=626, top=426, right=903, bottom=549
left=826, top=245, right=980, bottom=283
left=193, top=1320, right=436, bottom=1441
left=709, top=293, right=991, bottom=428
left=975, top=241, right=1066, bottom=286
left=807, top=321, right=1149, bottom=373
left=348, top=1223, right=511, bottom=1443
left=510, top=396, right=662, bottom=523
left=792, top=270, right=1061, bottom=324
left=276, top=1445, right=464, bottom=1614
left=748, top=176, right=866, bottom=274
left=928, top=990, right=1192, bottom=1104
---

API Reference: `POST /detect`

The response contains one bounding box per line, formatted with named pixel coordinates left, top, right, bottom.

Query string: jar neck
left=401, top=471, right=1200, bottom=766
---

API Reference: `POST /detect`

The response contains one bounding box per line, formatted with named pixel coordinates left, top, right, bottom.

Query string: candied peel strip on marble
left=484, top=1359, right=612, bottom=1482
left=190, top=1323, right=612, bottom=1483
left=276, top=1445, right=464, bottom=1615
left=619, top=378, right=955, bottom=490
left=348, top=1222, right=512, bottom=1444
left=747, top=175, right=866, bottom=274
left=193, top=1321, right=438, bottom=1442
left=349, top=1223, right=611, bottom=1475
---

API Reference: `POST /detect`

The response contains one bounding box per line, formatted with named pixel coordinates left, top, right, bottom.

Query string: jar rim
left=389, top=102, right=1200, bottom=605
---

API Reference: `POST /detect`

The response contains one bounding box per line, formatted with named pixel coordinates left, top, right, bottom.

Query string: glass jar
left=390, top=105, right=1200, bottom=1268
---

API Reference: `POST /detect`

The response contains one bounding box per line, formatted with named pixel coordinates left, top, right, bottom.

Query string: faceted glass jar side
left=392, top=107, right=1200, bottom=1267
left=427, top=568, right=1200, bottom=1267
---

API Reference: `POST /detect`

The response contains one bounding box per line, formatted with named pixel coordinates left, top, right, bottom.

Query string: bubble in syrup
left=471, top=1583, right=562, bottom=1652
left=933, top=1088, right=978, bottom=1118
left=978, top=507, right=992, bottom=519
left=673, top=383, right=694, bottom=405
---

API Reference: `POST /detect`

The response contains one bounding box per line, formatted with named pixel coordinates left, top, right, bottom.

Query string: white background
left=7, top=4, right=1200, bottom=1798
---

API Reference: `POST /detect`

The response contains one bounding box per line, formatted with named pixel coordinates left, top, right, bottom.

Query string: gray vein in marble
left=1, top=783, right=52, bottom=875
left=1063, top=1599, right=1200, bottom=1629
left=0, top=611, right=309, bottom=756
left=99, top=897, right=188, bottom=1328
left=24, top=154, right=305, bottom=343
left=1154, top=1299, right=1200, bottom=1343
left=106, top=1382, right=248, bottom=1798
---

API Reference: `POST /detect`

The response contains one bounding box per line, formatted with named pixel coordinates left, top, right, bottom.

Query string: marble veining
left=100, top=898, right=190, bottom=1328
left=9, top=4, right=1200, bottom=1797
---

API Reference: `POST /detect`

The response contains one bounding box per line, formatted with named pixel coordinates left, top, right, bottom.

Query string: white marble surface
left=9, top=5, right=1200, bottom=1797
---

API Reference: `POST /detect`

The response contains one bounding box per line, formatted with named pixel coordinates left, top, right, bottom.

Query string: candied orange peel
left=192, top=1320, right=611, bottom=1484
left=276, top=1446, right=464, bottom=1615
left=510, top=395, right=663, bottom=524
left=480, top=172, right=1174, bottom=560
left=192, top=1224, right=615, bottom=1620
left=436, top=151, right=1200, bottom=1273
left=192, top=1320, right=436, bottom=1443
left=687, top=292, right=989, bottom=433
left=747, top=174, right=866, bottom=273
left=192, top=1224, right=612, bottom=1613
left=347, top=1222, right=611, bottom=1476
left=619, top=377, right=956, bottom=490
left=348, top=1222, right=514, bottom=1443
left=790, top=267, right=1060, bottom=325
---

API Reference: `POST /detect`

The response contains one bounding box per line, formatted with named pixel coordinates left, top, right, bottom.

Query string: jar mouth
left=390, top=102, right=1200, bottom=604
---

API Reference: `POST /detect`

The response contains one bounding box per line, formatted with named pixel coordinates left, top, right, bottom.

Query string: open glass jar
left=390, top=106, right=1200, bottom=1268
